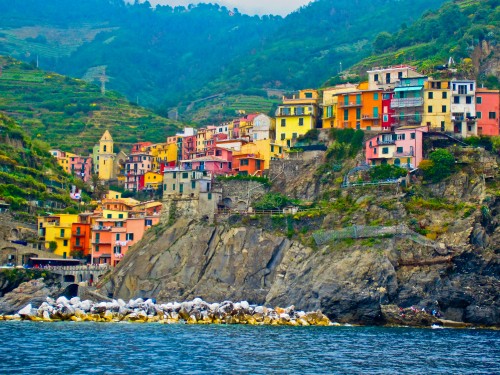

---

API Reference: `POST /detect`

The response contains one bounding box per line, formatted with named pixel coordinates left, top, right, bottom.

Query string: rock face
left=0, top=278, right=62, bottom=315
left=103, top=216, right=500, bottom=327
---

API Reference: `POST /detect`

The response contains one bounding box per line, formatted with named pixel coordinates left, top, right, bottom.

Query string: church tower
left=98, top=130, right=115, bottom=180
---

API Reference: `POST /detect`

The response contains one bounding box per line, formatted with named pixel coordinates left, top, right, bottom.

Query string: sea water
left=0, top=322, right=498, bottom=374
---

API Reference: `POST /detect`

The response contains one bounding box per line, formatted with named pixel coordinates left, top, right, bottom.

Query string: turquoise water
left=0, top=322, right=498, bottom=374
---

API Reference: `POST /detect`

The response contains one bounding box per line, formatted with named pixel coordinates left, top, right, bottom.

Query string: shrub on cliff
left=369, top=164, right=407, bottom=181
left=419, top=149, right=455, bottom=182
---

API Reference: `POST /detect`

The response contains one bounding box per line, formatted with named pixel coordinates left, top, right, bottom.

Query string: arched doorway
left=222, top=197, right=233, bottom=209
left=62, top=284, right=79, bottom=298
left=63, top=275, right=76, bottom=283
left=394, top=158, right=401, bottom=166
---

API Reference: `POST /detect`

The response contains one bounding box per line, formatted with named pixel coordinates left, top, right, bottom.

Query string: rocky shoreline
left=1, top=296, right=332, bottom=326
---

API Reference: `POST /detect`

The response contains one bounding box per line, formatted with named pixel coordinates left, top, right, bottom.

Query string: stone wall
left=214, top=180, right=268, bottom=211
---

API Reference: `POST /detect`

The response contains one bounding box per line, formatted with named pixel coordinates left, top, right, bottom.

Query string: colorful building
left=367, top=65, right=423, bottom=91
left=144, top=171, right=163, bottom=190
left=322, top=84, right=358, bottom=129
left=181, top=156, right=232, bottom=176
left=70, top=213, right=93, bottom=262
left=365, top=125, right=428, bottom=168
left=251, top=114, right=275, bottom=141
left=391, top=76, right=428, bottom=129
left=97, top=130, right=115, bottom=181
left=381, top=90, right=396, bottom=130
left=422, top=79, right=451, bottom=132
left=124, top=143, right=153, bottom=191
left=275, top=89, right=320, bottom=147
left=38, top=214, right=79, bottom=258
left=450, top=80, right=477, bottom=137
left=476, top=88, right=499, bottom=136
left=232, top=152, right=265, bottom=176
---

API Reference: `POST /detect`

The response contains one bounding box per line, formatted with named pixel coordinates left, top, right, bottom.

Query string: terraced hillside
left=0, top=56, right=183, bottom=152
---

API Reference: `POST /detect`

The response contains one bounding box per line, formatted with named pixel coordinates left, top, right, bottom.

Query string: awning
left=394, top=86, right=423, bottom=92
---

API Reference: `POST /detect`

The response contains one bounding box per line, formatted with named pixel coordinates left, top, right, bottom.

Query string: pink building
left=91, top=215, right=160, bottom=266
left=69, top=155, right=93, bottom=182
left=125, top=150, right=152, bottom=191
left=181, top=156, right=232, bottom=175
left=365, top=125, right=428, bottom=168
left=476, top=89, right=499, bottom=136
left=181, top=135, right=196, bottom=160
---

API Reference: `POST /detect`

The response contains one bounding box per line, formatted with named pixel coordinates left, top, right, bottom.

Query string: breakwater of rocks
left=1, top=297, right=332, bottom=326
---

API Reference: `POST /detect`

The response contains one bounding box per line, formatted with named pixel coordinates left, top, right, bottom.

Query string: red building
left=232, top=153, right=265, bottom=176
left=382, top=90, right=396, bottom=131
left=70, top=213, right=93, bottom=262
left=476, top=88, right=499, bottom=136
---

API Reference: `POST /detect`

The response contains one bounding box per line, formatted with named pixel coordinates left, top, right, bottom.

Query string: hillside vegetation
left=0, top=56, right=182, bottom=152
left=0, top=113, right=82, bottom=222
left=0, top=0, right=445, bottom=120
left=341, top=0, right=499, bottom=87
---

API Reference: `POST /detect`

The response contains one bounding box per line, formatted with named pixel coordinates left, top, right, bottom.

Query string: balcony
left=390, top=97, right=423, bottom=108
left=394, top=151, right=415, bottom=157
left=72, top=231, right=86, bottom=237
left=92, top=225, right=112, bottom=231
left=91, top=239, right=111, bottom=245
left=339, top=101, right=362, bottom=108
left=362, top=114, right=380, bottom=120
left=377, top=139, right=396, bottom=145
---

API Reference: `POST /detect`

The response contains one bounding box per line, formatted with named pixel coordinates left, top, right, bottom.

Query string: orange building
left=70, top=213, right=93, bottom=262
left=232, top=153, right=265, bottom=176
left=336, top=83, right=382, bottom=131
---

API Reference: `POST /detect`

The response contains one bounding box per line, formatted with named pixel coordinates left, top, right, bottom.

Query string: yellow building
left=422, top=79, right=451, bottom=131
left=107, top=190, right=123, bottom=200
left=275, top=89, right=320, bottom=147
left=322, top=84, right=358, bottom=129
left=149, top=143, right=178, bottom=171
left=38, top=214, right=79, bottom=258
left=144, top=171, right=163, bottom=190
left=98, top=130, right=115, bottom=181
left=236, top=140, right=285, bottom=170
left=101, top=209, right=129, bottom=220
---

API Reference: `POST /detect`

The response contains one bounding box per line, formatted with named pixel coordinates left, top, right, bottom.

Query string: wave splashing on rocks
left=3, top=297, right=332, bottom=326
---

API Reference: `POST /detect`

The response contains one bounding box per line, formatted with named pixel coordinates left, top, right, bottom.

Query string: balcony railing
left=339, top=101, right=362, bottom=108
left=72, top=232, right=86, bottom=237
left=390, top=97, right=423, bottom=108
left=393, top=151, right=415, bottom=157
left=362, top=114, right=380, bottom=120
left=377, top=139, right=396, bottom=145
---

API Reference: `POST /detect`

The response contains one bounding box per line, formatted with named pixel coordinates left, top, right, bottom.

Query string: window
left=113, top=246, right=122, bottom=254
left=398, top=72, right=403, bottom=80
left=179, top=183, right=184, bottom=193
left=428, top=106, right=433, bottom=113
left=383, top=114, right=389, bottom=122
left=75, top=238, right=80, bottom=246
left=240, top=159, right=249, bottom=166
left=292, top=133, right=298, bottom=140
left=208, top=193, right=212, bottom=200
left=386, top=73, right=390, bottom=84
left=107, top=214, right=112, bottom=219
left=373, top=93, right=379, bottom=100
left=476, top=112, right=482, bottom=119
left=116, top=222, right=123, bottom=228
left=182, top=172, right=188, bottom=179
left=466, top=96, right=472, bottom=104
left=428, top=92, right=433, bottom=99
left=95, top=245, right=99, bottom=252
left=298, top=118, right=304, bottom=126
left=305, top=92, right=313, bottom=99
left=118, top=213, right=123, bottom=219
left=442, top=92, right=447, bottom=99
left=489, top=112, right=497, bottom=119
left=411, top=133, right=415, bottom=140
left=271, top=145, right=274, bottom=152
left=63, top=240, right=68, bottom=247
left=382, top=147, right=389, bottom=154
left=383, top=93, right=390, bottom=100
left=374, top=73, right=379, bottom=82
left=116, top=234, right=120, bottom=241
left=126, top=233, right=134, bottom=241
left=76, top=227, right=81, bottom=235
left=356, top=108, right=361, bottom=120
left=60, top=229, right=65, bottom=237
left=344, top=109, right=349, bottom=121
left=373, top=148, right=377, bottom=154
left=397, top=147, right=403, bottom=153
left=442, top=105, right=447, bottom=113
left=103, top=145, right=107, bottom=152
left=145, top=219, right=153, bottom=226
left=441, top=121, right=445, bottom=131
left=281, top=133, right=286, bottom=141
left=476, top=97, right=482, bottom=104
left=173, top=184, right=176, bottom=190
left=296, top=107, right=304, bottom=115
left=191, top=181, right=196, bottom=189
left=281, top=119, right=286, bottom=127
left=453, top=96, right=460, bottom=104
left=458, top=85, right=467, bottom=95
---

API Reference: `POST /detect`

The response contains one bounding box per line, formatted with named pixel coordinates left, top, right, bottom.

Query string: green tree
left=420, top=149, right=455, bottom=182
left=253, top=193, right=290, bottom=211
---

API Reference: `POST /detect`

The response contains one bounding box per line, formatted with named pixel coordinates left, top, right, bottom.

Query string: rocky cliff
left=103, top=149, right=500, bottom=327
